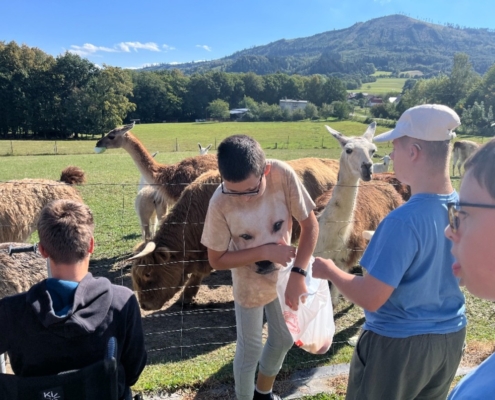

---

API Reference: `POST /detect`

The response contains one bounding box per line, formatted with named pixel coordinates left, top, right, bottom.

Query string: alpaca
left=0, top=166, right=86, bottom=243
left=0, top=243, right=48, bottom=373
left=452, top=140, right=479, bottom=176
left=198, top=143, right=212, bottom=155
left=95, top=124, right=218, bottom=209
left=372, top=172, right=411, bottom=202
left=314, top=122, right=404, bottom=306
left=135, top=152, right=167, bottom=241
left=372, top=154, right=391, bottom=173
left=0, top=243, right=47, bottom=298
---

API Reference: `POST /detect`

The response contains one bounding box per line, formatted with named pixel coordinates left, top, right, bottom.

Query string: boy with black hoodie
left=0, top=199, right=147, bottom=400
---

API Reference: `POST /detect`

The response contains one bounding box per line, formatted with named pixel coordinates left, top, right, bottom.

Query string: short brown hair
left=37, top=200, right=94, bottom=264
left=464, top=138, right=495, bottom=200
left=402, top=136, right=451, bottom=169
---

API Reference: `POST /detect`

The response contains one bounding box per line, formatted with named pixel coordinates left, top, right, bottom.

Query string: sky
left=2, top=0, right=495, bottom=70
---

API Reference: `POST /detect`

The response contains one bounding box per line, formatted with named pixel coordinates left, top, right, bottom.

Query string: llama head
left=94, top=122, right=135, bottom=151
left=325, top=122, right=377, bottom=181
left=198, top=143, right=212, bottom=155
left=381, top=155, right=391, bottom=165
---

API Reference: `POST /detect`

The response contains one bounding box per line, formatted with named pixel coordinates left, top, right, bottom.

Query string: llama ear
left=206, top=144, right=212, bottom=150
left=362, top=121, right=376, bottom=142
left=198, top=143, right=202, bottom=150
left=151, top=151, right=159, bottom=159
left=325, top=125, right=348, bottom=147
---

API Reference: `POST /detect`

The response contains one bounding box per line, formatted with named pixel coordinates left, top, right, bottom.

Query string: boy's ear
left=88, top=237, right=95, bottom=254
left=264, top=163, right=271, bottom=175
left=38, top=243, right=49, bottom=259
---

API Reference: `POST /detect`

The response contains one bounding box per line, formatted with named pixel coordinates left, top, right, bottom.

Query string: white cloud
left=196, top=44, right=212, bottom=52
left=69, top=43, right=118, bottom=57
left=69, top=41, right=174, bottom=57
left=116, top=42, right=160, bottom=52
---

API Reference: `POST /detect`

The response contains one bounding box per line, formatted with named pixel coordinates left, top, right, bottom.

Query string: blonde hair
left=37, top=200, right=94, bottom=264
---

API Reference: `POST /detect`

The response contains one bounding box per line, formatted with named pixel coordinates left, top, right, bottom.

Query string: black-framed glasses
left=448, top=202, right=495, bottom=233
left=221, top=174, right=263, bottom=196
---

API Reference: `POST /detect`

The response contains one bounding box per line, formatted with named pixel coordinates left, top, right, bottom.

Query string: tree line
left=1, top=40, right=494, bottom=139
left=0, top=41, right=349, bottom=138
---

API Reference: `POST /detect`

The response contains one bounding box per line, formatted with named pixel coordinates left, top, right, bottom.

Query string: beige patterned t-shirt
left=201, top=159, right=315, bottom=308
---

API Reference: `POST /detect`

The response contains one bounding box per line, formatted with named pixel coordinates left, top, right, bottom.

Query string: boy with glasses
left=445, top=138, right=495, bottom=399
left=313, top=104, right=467, bottom=400
left=201, top=134, right=318, bottom=400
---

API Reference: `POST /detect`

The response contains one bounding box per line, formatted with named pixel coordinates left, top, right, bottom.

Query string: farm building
left=279, top=99, right=308, bottom=112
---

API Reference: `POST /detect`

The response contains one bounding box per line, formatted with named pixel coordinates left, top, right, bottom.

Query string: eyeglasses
left=221, top=174, right=264, bottom=196
left=447, top=202, right=495, bottom=233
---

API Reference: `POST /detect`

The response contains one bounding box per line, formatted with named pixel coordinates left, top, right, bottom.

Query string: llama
left=0, top=243, right=48, bottom=298
left=0, top=243, right=48, bottom=373
left=452, top=140, right=479, bottom=176
left=314, top=123, right=403, bottom=306
left=0, top=166, right=86, bottom=243
left=198, top=143, right=212, bottom=155
left=95, top=124, right=218, bottom=209
left=372, top=172, right=411, bottom=202
left=372, top=154, right=391, bottom=173
left=130, top=157, right=340, bottom=310
left=135, top=152, right=167, bottom=241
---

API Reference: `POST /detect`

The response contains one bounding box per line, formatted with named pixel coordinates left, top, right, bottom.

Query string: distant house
left=388, top=95, right=402, bottom=104
left=279, top=99, right=308, bottom=112
left=367, top=96, right=383, bottom=107
left=229, top=108, right=249, bottom=120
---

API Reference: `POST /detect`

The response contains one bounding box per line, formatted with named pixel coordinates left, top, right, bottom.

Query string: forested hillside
left=143, top=14, right=495, bottom=76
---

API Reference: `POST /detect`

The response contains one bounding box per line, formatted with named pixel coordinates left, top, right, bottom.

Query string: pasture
left=0, top=121, right=493, bottom=399
left=354, top=77, right=407, bottom=94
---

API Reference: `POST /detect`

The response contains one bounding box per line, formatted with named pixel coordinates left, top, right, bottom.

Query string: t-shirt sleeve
left=360, top=217, right=419, bottom=288
left=286, top=165, right=316, bottom=222
left=201, top=195, right=232, bottom=252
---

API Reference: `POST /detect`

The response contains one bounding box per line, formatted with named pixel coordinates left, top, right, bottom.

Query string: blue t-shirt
left=46, top=278, right=79, bottom=317
left=448, top=352, right=495, bottom=399
left=361, top=192, right=466, bottom=338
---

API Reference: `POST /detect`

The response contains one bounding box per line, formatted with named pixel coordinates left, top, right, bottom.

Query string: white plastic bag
left=276, top=256, right=335, bottom=354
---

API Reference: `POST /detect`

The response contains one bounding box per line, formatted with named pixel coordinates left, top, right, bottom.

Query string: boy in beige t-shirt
left=201, top=135, right=318, bottom=400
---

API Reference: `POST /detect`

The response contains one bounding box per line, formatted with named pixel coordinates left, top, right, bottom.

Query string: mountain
left=141, top=14, right=495, bottom=76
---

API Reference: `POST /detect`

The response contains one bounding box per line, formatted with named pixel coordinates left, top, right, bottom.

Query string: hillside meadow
left=0, top=120, right=492, bottom=398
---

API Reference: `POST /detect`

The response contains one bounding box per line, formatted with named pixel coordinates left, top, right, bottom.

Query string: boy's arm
left=284, top=210, right=318, bottom=311
left=207, top=242, right=296, bottom=271
left=312, top=257, right=394, bottom=311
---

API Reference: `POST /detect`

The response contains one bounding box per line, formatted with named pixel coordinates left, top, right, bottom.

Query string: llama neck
left=122, top=133, right=160, bottom=183
left=314, top=161, right=360, bottom=258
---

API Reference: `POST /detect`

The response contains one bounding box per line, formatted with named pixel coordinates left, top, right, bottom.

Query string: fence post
left=175, top=138, right=178, bottom=152
left=10, top=140, right=13, bottom=155
left=215, top=137, right=217, bottom=150
left=54, top=141, right=57, bottom=155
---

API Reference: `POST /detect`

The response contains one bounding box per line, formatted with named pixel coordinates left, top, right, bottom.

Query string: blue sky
left=2, top=0, right=494, bottom=69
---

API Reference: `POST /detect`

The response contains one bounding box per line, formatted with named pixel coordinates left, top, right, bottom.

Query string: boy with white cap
left=313, top=104, right=467, bottom=400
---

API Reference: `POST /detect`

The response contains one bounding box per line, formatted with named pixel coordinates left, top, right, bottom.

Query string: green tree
left=304, top=102, right=319, bottom=120
left=207, top=99, right=230, bottom=120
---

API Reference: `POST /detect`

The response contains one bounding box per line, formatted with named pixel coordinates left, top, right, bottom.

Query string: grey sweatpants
left=346, top=327, right=466, bottom=400
left=234, top=299, right=294, bottom=400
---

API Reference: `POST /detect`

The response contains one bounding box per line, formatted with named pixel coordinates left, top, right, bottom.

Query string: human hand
left=263, top=242, right=296, bottom=266
left=312, top=257, right=337, bottom=281
left=285, top=272, right=308, bottom=311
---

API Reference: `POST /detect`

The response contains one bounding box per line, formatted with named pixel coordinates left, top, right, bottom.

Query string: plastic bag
left=276, top=256, right=335, bottom=354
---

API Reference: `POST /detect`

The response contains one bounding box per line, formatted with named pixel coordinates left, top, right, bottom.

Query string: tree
left=319, top=103, right=333, bottom=120
left=207, top=99, right=230, bottom=120
left=331, top=101, right=351, bottom=120
left=304, top=102, right=319, bottom=120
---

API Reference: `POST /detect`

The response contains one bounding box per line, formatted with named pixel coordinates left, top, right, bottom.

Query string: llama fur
left=452, top=140, right=479, bottom=176
left=0, top=166, right=86, bottom=243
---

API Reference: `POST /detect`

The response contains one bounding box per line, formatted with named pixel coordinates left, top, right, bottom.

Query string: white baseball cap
left=373, top=104, right=460, bottom=142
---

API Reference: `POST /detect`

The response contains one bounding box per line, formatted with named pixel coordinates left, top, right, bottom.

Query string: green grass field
left=353, top=77, right=407, bottom=95
left=0, top=121, right=492, bottom=398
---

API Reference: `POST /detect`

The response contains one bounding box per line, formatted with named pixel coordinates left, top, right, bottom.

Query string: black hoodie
left=0, top=273, right=147, bottom=398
